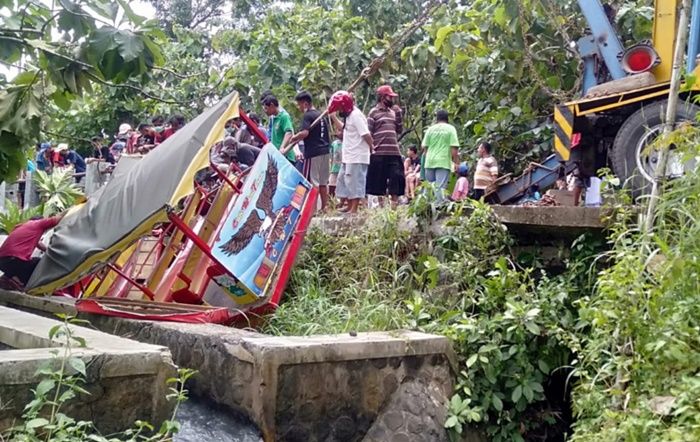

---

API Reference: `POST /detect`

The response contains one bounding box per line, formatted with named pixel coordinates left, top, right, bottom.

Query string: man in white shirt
left=328, top=92, right=373, bottom=214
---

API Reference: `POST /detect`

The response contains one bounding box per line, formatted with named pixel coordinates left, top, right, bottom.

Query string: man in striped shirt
left=366, top=85, right=405, bottom=206
left=472, top=141, right=499, bottom=200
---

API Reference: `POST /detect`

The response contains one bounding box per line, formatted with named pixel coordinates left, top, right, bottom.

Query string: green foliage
left=267, top=125, right=700, bottom=441
left=0, top=200, right=43, bottom=234
left=0, top=0, right=165, bottom=181
left=262, top=209, right=411, bottom=335
left=571, top=135, right=700, bottom=441
left=2, top=315, right=196, bottom=441
left=33, top=169, right=84, bottom=216
left=49, top=23, right=236, bottom=149
left=265, top=199, right=600, bottom=440
left=43, top=0, right=654, bottom=169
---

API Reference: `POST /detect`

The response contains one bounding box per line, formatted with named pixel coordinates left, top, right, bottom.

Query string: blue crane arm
left=577, top=0, right=627, bottom=81
left=488, top=154, right=576, bottom=205
left=688, top=0, right=700, bottom=73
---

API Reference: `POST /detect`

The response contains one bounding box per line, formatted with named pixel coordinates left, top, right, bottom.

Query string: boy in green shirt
left=262, top=95, right=299, bottom=163
left=329, top=133, right=343, bottom=199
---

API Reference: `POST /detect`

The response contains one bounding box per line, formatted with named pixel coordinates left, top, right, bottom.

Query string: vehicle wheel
left=611, top=99, right=699, bottom=196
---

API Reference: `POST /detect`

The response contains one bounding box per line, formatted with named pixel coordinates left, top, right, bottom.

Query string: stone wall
left=1, top=373, right=171, bottom=434
left=0, top=305, right=177, bottom=434
left=277, top=355, right=452, bottom=442
left=88, top=316, right=455, bottom=441
left=0, top=291, right=457, bottom=441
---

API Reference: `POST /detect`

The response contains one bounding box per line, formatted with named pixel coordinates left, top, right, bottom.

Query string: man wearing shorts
left=281, top=91, right=331, bottom=211
left=366, top=85, right=405, bottom=207
left=331, top=94, right=373, bottom=214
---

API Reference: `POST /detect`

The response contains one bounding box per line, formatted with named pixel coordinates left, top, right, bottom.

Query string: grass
left=261, top=208, right=414, bottom=336
left=265, top=149, right=700, bottom=441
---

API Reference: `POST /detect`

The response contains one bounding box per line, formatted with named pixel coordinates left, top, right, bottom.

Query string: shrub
left=570, top=137, right=700, bottom=441
left=265, top=199, right=598, bottom=441
left=0, top=200, right=43, bottom=234
left=34, top=169, right=84, bottom=216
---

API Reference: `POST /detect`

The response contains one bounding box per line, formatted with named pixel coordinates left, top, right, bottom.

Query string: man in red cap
left=366, top=85, right=405, bottom=207
left=327, top=91, right=373, bottom=214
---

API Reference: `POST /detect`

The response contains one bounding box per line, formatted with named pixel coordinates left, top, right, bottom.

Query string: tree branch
left=41, top=11, right=62, bottom=35
left=0, top=34, right=94, bottom=70
left=41, top=129, right=92, bottom=144
left=152, top=66, right=209, bottom=79
left=0, top=28, right=44, bottom=35
left=398, top=124, right=416, bottom=141
left=84, top=72, right=196, bottom=105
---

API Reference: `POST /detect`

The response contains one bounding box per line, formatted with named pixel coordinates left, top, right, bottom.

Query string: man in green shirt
left=422, top=109, right=460, bottom=201
left=262, top=95, right=299, bottom=163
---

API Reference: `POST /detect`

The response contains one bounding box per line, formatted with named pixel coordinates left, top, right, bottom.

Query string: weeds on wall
left=2, top=315, right=194, bottom=442
left=570, top=135, right=700, bottom=441
left=269, top=139, right=700, bottom=441
left=263, top=192, right=602, bottom=441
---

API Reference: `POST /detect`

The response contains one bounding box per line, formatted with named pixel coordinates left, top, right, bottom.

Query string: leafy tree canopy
left=0, top=0, right=166, bottom=178
left=2, top=0, right=653, bottom=176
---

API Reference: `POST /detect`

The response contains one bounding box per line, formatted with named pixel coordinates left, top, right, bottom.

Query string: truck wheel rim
left=635, top=125, right=685, bottom=182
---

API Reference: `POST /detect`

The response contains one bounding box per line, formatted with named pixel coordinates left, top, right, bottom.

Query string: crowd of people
left=255, top=86, right=501, bottom=214
left=32, top=114, right=191, bottom=183
left=29, top=86, right=506, bottom=215
left=3, top=85, right=604, bottom=291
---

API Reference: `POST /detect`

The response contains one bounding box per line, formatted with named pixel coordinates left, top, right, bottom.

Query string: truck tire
left=612, top=99, right=699, bottom=196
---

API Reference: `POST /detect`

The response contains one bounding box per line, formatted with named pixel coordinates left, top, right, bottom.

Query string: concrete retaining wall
left=91, top=318, right=455, bottom=442
left=0, top=305, right=176, bottom=434
left=0, top=291, right=457, bottom=441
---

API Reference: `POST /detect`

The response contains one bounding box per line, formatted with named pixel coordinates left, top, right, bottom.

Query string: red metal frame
left=166, top=211, right=221, bottom=264
left=209, top=162, right=242, bottom=193
left=90, top=131, right=314, bottom=321
left=106, top=262, right=156, bottom=300
left=239, top=108, right=269, bottom=146
left=76, top=298, right=233, bottom=324
left=87, top=267, right=110, bottom=297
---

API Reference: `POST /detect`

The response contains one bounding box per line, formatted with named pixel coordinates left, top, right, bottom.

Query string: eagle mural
left=218, top=155, right=287, bottom=256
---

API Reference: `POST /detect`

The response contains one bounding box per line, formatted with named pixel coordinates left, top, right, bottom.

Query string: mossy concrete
left=0, top=305, right=176, bottom=433
left=0, top=291, right=457, bottom=441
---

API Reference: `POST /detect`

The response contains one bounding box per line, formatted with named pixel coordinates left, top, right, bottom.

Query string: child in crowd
left=329, top=132, right=343, bottom=204
left=403, top=145, right=421, bottom=200
left=451, top=162, right=470, bottom=201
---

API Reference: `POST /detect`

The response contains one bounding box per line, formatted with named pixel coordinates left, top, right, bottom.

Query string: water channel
left=175, top=396, right=262, bottom=442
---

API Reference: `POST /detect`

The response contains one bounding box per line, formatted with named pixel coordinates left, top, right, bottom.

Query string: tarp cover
left=27, top=93, right=240, bottom=293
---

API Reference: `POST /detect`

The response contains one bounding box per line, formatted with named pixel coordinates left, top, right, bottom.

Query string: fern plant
left=0, top=200, right=44, bottom=234
left=34, top=169, right=84, bottom=216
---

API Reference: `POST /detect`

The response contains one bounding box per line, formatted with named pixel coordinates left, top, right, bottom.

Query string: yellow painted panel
left=28, top=210, right=168, bottom=295
left=168, top=97, right=239, bottom=207
left=652, top=0, right=679, bottom=83
left=146, top=191, right=202, bottom=292
left=83, top=244, right=138, bottom=297
left=574, top=89, right=670, bottom=115
left=554, top=137, right=570, bottom=161
left=554, top=110, right=573, bottom=136
left=170, top=184, right=235, bottom=295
